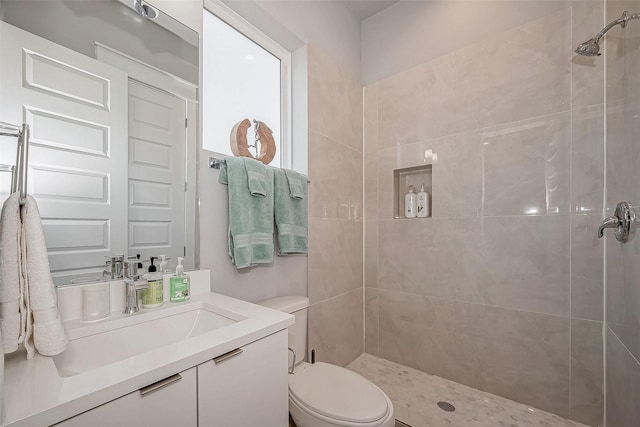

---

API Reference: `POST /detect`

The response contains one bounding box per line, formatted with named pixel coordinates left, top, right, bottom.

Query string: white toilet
left=259, top=296, right=395, bottom=427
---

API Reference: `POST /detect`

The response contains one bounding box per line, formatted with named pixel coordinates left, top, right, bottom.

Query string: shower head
left=575, top=11, right=640, bottom=57
left=134, top=0, right=157, bottom=19
left=575, top=38, right=601, bottom=56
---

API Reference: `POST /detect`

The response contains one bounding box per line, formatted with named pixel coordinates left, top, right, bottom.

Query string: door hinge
left=185, top=118, right=188, bottom=128
left=184, top=246, right=186, bottom=256
left=184, top=181, right=188, bottom=192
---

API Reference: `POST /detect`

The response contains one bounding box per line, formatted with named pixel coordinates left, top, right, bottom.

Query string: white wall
left=223, top=0, right=361, bottom=78
left=361, top=0, right=568, bottom=84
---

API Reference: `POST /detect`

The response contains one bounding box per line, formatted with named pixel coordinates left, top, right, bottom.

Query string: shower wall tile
left=454, top=215, right=570, bottom=316
left=376, top=9, right=571, bottom=149
left=571, top=214, right=604, bottom=321
left=605, top=0, right=640, bottom=106
left=480, top=113, right=571, bottom=216
left=376, top=112, right=573, bottom=219
left=308, top=218, right=362, bottom=304
left=377, top=289, right=477, bottom=388
left=378, top=290, right=572, bottom=416
left=364, top=218, right=378, bottom=288
left=378, top=216, right=570, bottom=316
left=431, top=133, right=483, bottom=218
left=571, top=105, right=604, bottom=214
left=606, top=327, right=640, bottom=427
left=570, top=319, right=604, bottom=427
left=364, top=85, right=379, bottom=289
left=308, top=46, right=363, bottom=152
left=365, top=287, right=379, bottom=355
left=308, top=288, right=363, bottom=367
left=459, top=304, right=571, bottom=417
left=308, top=131, right=362, bottom=220
left=571, top=0, right=605, bottom=109
left=306, top=45, right=364, bottom=369
left=605, top=99, right=640, bottom=210
left=606, top=227, right=640, bottom=362
left=378, top=219, right=459, bottom=300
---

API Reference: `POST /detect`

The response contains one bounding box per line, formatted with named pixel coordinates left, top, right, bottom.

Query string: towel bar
left=209, top=156, right=311, bottom=183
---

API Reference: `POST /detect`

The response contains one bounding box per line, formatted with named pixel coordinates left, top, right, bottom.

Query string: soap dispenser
left=417, top=184, right=429, bottom=218
left=142, top=257, right=163, bottom=308
left=159, top=254, right=169, bottom=273
left=170, top=257, right=190, bottom=303
left=405, top=185, right=416, bottom=218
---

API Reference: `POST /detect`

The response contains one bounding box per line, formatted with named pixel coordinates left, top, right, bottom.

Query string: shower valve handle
left=598, top=201, right=637, bottom=242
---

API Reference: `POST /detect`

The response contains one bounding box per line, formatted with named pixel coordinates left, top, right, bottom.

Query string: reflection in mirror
left=0, top=0, right=199, bottom=286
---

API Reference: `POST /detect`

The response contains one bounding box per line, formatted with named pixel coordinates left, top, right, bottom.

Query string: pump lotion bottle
left=417, top=184, right=429, bottom=218
left=405, top=185, right=417, bottom=218
left=142, top=257, right=163, bottom=308
left=170, top=257, right=190, bottom=303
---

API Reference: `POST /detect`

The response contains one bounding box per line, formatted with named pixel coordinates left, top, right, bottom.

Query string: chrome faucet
left=103, top=255, right=125, bottom=280
left=122, top=258, right=149, bottom=315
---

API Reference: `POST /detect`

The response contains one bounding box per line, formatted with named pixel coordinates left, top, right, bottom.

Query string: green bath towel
left=273, top=168, right=308, bottom=254
left=219, top=157, right=274, bottom=268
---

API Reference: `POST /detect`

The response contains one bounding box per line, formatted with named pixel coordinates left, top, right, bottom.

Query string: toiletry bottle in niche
left=142, top=257, right=163, bottom=308
left=417, top=184, right=429, bottom=218
left=405, top=185, right=416, bottom=218
left=170, top=257, right=190, bottom=303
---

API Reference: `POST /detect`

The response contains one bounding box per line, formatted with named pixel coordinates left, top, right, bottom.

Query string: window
left=202, top=3, right=291, bottom=168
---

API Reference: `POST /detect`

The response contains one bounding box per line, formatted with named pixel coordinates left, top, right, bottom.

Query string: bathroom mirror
left=0, top=0, right=199, bottom=285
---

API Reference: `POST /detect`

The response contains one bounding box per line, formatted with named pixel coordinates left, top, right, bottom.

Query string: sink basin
left=53, top=306, right=236, bottom=377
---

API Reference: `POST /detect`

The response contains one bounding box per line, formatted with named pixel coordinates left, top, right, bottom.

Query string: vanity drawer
left=54, top=367, right=197, bottom=427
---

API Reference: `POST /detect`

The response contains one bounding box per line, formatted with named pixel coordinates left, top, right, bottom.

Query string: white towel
left=21, top=196, right=67, bottom=358
left=0, top=193, right=24, bottom=353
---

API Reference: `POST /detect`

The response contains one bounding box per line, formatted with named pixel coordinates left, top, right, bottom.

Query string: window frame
left=203, top=0, right=292, bottom=168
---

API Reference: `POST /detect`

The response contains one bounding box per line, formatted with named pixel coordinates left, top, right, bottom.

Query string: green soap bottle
left=170, top=257, right=190, bottom=303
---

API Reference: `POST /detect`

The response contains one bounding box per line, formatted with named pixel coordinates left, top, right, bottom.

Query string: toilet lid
left=289, top=363, right=388, bottom=423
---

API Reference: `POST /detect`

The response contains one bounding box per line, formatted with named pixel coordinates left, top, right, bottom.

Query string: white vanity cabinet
left=197, top=330, right=289, bottom=427
left=55, top=367, right=197, bottom=427
left=52, top=331, right=289, bottom=427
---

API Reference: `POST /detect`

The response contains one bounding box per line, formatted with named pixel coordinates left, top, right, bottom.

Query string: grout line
left=374, top=106, right=602, bottom=153
left=362, top=86, right=366, bottom=355
left=568, top=4, right=574, bottom=415
left=376, top=212, right=601, bottom=221
left=602, top=1, right=608, bottom=424
left=607, top=324, right=640, bottom=367
left=376, top=288, right=575, bottom=320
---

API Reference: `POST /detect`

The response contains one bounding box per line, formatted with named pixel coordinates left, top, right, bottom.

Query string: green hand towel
left=284, top=170, right=304, bottom=199
left=273, top=168, right=308, bottom=254
left=218, top=157, right=274, bottom=268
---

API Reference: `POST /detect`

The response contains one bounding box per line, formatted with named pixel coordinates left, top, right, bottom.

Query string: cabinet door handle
left=213, top=348, right=243, bottom=364
left=139, top=373, right=182, bottom=396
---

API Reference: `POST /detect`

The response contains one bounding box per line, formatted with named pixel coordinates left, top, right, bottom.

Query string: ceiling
left=342, top=0, right=399, bottom=21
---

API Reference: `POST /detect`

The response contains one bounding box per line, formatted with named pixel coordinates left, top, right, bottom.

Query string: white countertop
left=3, top=291, right=294, bottom=427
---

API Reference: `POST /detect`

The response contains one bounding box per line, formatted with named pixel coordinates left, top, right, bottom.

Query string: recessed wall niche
left=393, top=164, right=432, bottom=219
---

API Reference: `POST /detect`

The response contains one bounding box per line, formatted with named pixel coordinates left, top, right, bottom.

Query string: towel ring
left=230, top=118, right=276, bottom=165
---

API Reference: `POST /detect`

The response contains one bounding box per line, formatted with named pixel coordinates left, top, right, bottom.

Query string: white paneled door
left=0, top=21, right=128, bottom=285
left=127, top=81, right=186, bottom=269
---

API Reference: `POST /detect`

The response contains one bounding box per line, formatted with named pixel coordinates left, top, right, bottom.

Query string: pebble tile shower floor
left=346, top=354, right=590, bottom=427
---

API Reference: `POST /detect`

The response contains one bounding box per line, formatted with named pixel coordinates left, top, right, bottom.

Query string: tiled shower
left=308, top=0, right=640, bottom=426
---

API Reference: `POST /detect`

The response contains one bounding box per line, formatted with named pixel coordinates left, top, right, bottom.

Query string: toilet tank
left=259, top=296, right=309, bottom=365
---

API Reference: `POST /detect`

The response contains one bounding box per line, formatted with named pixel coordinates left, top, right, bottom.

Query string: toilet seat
left=289, top=363, right=391, bottom=426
